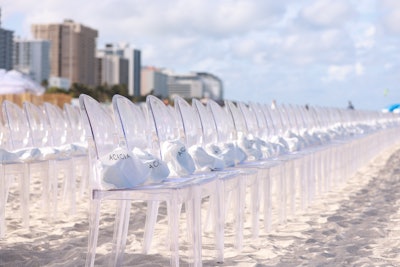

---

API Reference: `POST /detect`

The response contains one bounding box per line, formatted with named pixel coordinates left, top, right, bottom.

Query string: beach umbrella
left=382, top=103, right=400, bottom=113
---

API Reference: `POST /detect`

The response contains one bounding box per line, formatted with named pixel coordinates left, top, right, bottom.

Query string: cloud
left=380, top=0, right=400, bottom=34
left=3, top=0, right=400, bottom=110
left=322, top=63, right=364, bottom=82
left=354, top=25, right=376, bottom=51
left=299, top=0, right=356, bottom=28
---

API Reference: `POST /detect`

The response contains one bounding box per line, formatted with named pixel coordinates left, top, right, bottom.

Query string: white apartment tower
left=141, top=66, right=169, bottom=98
left=97, top=43, right=141, bottom=96
left=14, top=38, right=51, bottom=84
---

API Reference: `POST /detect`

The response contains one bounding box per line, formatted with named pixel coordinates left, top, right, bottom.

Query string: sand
left=1, top=145, right=400, bottom=267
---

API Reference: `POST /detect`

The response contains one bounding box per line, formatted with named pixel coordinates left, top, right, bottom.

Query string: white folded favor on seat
left=0, top=146, right=48, bottom=164
left=58, top=142, right=88, bottom=157
left=37, top=146, right=63, bottom=160
left=161, top=139, right=195, bottom=176
left=98, top=147, right=151, bottom=189
left=132, top=147, right=170, bottom=182
left=205, top=142, right=247, bottom=167
left=188, top=145, right=224, bottom=171
left=238, top=136, right=263, bottom=160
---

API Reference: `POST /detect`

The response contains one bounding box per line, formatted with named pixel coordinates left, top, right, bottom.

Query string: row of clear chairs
left=0, top=100, right=88, bottom=239
left=79, top=93, right=400, bottom=267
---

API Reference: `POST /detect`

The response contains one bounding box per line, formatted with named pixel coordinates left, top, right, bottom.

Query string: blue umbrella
left=384, top=103, right=400, bottom=112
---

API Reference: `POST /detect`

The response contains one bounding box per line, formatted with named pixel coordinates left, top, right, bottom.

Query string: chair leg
left=279, top=163, right=287, bottom=224
left=0, top=165, right=6, bottom=239
left=78, top=156, right=89, bottom=197
left=142, top=200, right=160, bottom=253
left=167, top=194, right=180, bottom=267
left=214, top=179, right=225, bottom=263
left=185, top=186, right=203, bottom=267
left=251, top=171, right=260, bottom=240
left=20, top=164, right=30, bottom=228
left=47, top=160, right=58, bottom=220
left=67, top=160, right=76, bottom=216
left=263, top=168, right=272, bottom=233
left=234, top=175, right=245, bottom=251
left=85, top=199, right=101, bottom=267
left=300, top=157, right=308, bottom=210
left=288, top=160, right=296, bottom=217
left=110, top=199, right=131, bottom=267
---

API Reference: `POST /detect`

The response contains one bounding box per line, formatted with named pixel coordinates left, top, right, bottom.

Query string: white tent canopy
left=0, top=69, right=45, bottom=95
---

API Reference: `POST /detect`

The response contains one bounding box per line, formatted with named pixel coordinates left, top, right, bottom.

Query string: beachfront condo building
left=97, top=43, right=141, bottom=96
left=0, top=17, right=13, bottom=70
left=96, top=45, right=129, bottom=89
left=141, top=66, right=169, bottom=98
left=164, top=71, right=224, bottom=100
left=13, top=38, right=51, bottom=84
left=196, top=72, right=224, bottom=101
left=31, top=19, right=98, bottom=86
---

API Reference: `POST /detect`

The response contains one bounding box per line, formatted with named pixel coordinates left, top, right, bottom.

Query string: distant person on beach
left=271, top=99, right=277, bottom=109
left=347, top=101, right=354, bottom=110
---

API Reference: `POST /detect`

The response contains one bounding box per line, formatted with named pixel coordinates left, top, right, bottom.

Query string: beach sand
left=1, top=145, right=400, bottom=267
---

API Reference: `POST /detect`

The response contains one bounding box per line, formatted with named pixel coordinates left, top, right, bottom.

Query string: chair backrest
left=64, top=103, right=86, bottom=143
left=263, top=104, right=284, bottom=136
left=174, top=96, right=203, bottom=148
left=281, top=104, right=300, bottom=134
left=192, top=99, right=219, bottom=147
left=224, top=100, right=248, bottom=141
left=23, top=101, right=52, bottom=148
left=2, top=100, right=32, bottom=150
left=207, top=99, right=236, bottom=144
left=276, top=104, right=291, bottom=134
left=146, top=95, right=181, bottom=159
left=43, top=102, right=70, bottom=146
left=147, top=95, right=198, bottom=175
left=237, top=102, right=258, bottom=134
left=79, top=94, right=117, bottom=160
left=248, top=102, right=271, bottom=140
left=0, top=117, right=11, bottom=150
left=112, top=94, right=155, bottom=154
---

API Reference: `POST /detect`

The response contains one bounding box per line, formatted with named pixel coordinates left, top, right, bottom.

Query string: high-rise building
left=132, top=49, right=141, bottom=97
left=96, top=46, right=129, bottom=88
left=14, top=38, right=51, bottom=84
left=97, top=43, right=141, bottom=96
left=141, top=66, right=168, bottom=98
left=0, top=8, right=14, bottom=70
left=31, top=19, right=98, bottom=86
left=195, top=72, right=224, bottom=101
left=165, top=71, right=224, bottom=100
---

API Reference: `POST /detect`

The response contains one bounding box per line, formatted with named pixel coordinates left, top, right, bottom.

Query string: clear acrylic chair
left=0, top=103, right=31, bottom=238
left=146, top=95, right=222, bottom=265
left=191, top=99, right=260, bottom=251
left=43, top=102, right=78, bottom=214
left=63, top=103, right=89, bottom=197
left=112, top=95, right=161, bottom=254
left=80, top=94, right=217, bottom=267
left=1, top=100, right=50, bottom=228
left=222, top=100, right=290, bottom=231
left=174, top=96, right=252, bottom=262
left=23, top=101, right=74, bottom=217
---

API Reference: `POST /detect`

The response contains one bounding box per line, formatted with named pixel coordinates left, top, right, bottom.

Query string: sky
left=1, top=0, right=400, bottom=110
